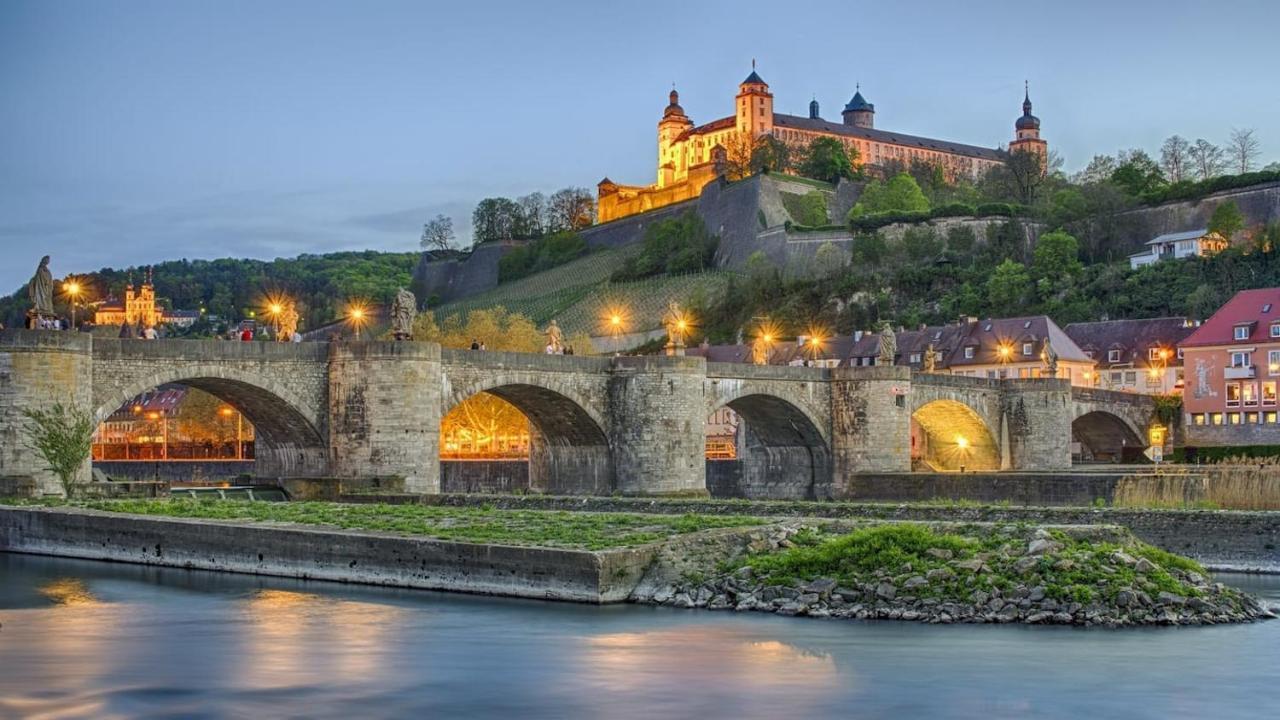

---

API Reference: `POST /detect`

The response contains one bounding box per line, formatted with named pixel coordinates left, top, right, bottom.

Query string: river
left=0, top=552, right=1276, bottom=719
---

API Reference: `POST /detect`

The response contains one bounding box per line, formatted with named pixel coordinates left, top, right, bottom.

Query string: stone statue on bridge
left=877, top=322, right=897, bottom=366
left=1041, top=336, right=1059, bottom=377
left=277, top=302, right=300, bottom=342
left=391, top=287, right=417, bottom=341
left=545, top=319, right=564, bottom=354
left=923, top=342, right=937, bottom=373
left=27, top=255, right=56, bottom=326
left=663, top=301, right=687, bottom=356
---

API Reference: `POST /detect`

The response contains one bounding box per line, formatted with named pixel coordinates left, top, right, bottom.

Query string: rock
left=1028, top=586, right=1046, bottom=602
left=672, top=592, right=694, bottom=609
left=971, top=590, right=990, bottom=605
left=926, top=548, right=954, bottom=560
left=1052, top=558, right=1075, bottom=571
left=926, top=567, right=955, bottom=582
left=1186, top=571, right=1207, bottom=585
left=901, top=610, right=921, bottom=621
left=835, top=587, right=860, bottom=602
left=803, top=578, right=838, bottom=596
left=876, top=582, right=898, bottom=600
left=1116, top=590, right=1135, bottom=608
left=776, top=602, right=805, bottom=616
left=1013, top=557, right=1040, bottom=574
left=1025, top=611, right=1053, bottom=624
left=808, top=608, right=831, bottom=619
left=900, top=563, right=913, bottom=573
left=996, top=604, right=1021, bottom=622
left=954, top=559, right=988, bottom=573
left=1157, top=591, right=1186, bottom=607
left=1026, top=539, right=1061, bottom=556
left=1052, top=612, right=1074, bottom=624
left=796, top=593, right=820, bottom=606
left=903, top=576, right=929, bottom=590
left=760, top=586, right=783, bottom=602
left=1134, top=558, right=1157, bottom=574
left=1112, top=551, right=1138, bottom=567
left=1033, top=528, right=1052, bottom=540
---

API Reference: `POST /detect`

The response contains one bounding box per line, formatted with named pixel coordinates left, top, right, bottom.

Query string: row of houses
left=688, top=287, right=1280, bottom=449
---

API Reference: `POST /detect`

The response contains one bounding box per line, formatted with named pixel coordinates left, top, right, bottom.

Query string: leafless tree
left=547, top=188, right=596, bottom=232
left=420, top=214, right=455, bottom=251
left=1189, top=139, right=1226, bottom=181
left=1228, top=128, right=1262, bottom=174
left=1160, top=135, right=1191, bottom=183
left=516, top=192, right=547, bottom=237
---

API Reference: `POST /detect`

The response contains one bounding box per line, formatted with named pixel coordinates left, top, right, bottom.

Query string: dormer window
left=1270, top=323, right=1280, bottom=338
left=983, top=323, right=992, bottom=332
left=1235, top=325, right=1250, bottom=341
left=1022, top=342, right=1033, bottom=356
left=964, top=346, right=975, bottom=359
left=1265, top=303, right=1273, bottom=313
left=1108, top=349, right=1122, bottom=363
left=1023, top=320, right=1032, bottom=329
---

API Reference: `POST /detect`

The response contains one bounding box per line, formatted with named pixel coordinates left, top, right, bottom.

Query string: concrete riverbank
left=346, top=494, right=1280, bottom=573
left=0, top=506, right=653, bottom=603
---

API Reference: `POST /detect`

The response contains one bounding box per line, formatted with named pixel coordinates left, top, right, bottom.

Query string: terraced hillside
left=433, top=246, right=735, bottom=339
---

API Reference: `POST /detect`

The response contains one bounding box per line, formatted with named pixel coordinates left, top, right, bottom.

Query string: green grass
left=19, top=499, right=763, bottom=551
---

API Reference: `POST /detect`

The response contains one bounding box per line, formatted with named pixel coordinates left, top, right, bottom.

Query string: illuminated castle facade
left=94, top=269, right=198, bottom=329
left=598, top=69, right=1046, bottom=222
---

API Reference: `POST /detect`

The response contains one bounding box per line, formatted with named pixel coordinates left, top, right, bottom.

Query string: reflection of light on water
left=38, top=578, right=100, bottom=606
left=238, top=589, right=405, bottom=689
left=580, top=626, right=840, bottom=693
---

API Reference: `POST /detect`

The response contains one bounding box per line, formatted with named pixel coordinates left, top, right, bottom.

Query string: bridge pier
left=608, top=356, right=706, bottom=495
left=1000, top=379, right=1073, bottom=471
left=0, top=331, right=94, bottom=495
left=830, top=366, right=913, bottom=493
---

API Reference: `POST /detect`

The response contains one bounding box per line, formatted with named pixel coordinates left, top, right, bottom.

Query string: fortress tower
left=1009, top=82, right=1047, bottom=160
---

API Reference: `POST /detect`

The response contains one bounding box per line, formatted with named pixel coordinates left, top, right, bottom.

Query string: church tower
left=735, top=64, right=773, bottom=138
left=657, top=88, right=693, bottom=188
left=1009, top=82, right=1047, bottom=160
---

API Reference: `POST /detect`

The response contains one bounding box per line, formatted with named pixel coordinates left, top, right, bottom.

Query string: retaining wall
left=0, top=506, right=655, bottom=603
left=95, top=460, right=255, bottom=483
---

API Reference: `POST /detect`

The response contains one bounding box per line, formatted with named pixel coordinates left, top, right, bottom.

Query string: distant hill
left=0, top=251, right=418, bottom=332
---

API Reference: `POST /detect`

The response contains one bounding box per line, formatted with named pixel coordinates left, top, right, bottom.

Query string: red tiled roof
left=1180, top=288, right=1280, bottom=348
left=1064, top=317, right=1195, bottom=368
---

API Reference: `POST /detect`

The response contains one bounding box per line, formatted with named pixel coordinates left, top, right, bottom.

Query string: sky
left=3, top=0, right=1279, bottom=293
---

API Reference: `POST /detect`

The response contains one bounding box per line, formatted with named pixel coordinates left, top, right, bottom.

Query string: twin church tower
left=598, top=66, right=1046, bottom=223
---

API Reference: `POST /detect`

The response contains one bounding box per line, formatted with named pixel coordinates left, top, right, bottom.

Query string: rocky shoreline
left=634, top=524, right=1277, bottom=627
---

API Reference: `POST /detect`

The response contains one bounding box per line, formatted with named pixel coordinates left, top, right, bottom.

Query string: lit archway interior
left=441, top=385, right=613, bottom=495
left=705, top=394, right=831, bottom=500
left=93, top=379, right=326, bottom=481
left=911, top=400, right=1000, bottom=472
left=1072, top=411, right=1145, bottom=463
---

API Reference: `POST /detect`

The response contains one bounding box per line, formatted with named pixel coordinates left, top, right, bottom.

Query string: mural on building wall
left=1193, top=358, right=1219, bottom=398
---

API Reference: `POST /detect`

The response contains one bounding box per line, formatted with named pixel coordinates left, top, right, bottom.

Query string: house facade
left=1128, top=229, right=1228, bottom=270
left=1180, top=288, right=1280, bottom=445
left=1064, top=317, right=1197, bottom=394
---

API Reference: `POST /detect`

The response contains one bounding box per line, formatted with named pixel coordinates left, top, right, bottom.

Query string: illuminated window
left=1246, top=412, right=1260, bottom=424
left=1228, top=413, right=1241, bottom=425
left=1265, top=382, right=1277, bottom=406
left=1270, top=350, right=1280, bottom=374
left=1268, top=412, right=1278, bottom=424
left=1226, top=382, right=1241, bottom=407
left=1244, top=382, right=1259, bottom=406
left=1271, top=323, right=1280, bottom=338
left=1192, top=413, right=1206, bottom=425
left=1211, top=413, right=1224, bottom=425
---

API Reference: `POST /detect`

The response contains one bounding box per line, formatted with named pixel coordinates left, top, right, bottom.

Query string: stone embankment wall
left=0, top=506, right=654, bottom=603
left=393, top=494, right=1280, bottom=572
left=95, top=460, right=255, bottom=483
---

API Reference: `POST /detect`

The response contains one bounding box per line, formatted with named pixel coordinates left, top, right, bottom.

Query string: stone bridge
left=0, top=331, right=1157, bottom=498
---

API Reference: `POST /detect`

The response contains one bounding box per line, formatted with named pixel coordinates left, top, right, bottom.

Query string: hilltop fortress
left=598, top=68, right=1047, bottom=222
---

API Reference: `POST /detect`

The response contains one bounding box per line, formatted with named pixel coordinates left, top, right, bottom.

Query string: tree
left=418, top=306, right=544, bottom=353
left=1110, top=149, right=1166, bottom=196
left=985, top=259, right=1030, bottom=308
left=984, top=149, right=1047, bottom=205
left=1228, top=128, right=1261, bottom=174
left=813, top=242, right=847, bottom=279
left=721, top=131, right=755, bottom=181
left=1031, top=230, right=1083, bottom=283
left=750, top=134, right=792, bottom=174
left=515, top=192, right=547, bottom=238
left=420, top=214, right=456, bottom=251
left=798, top=137, right=859, bottom=184
left=1160, top=135, right=1191, bottom=183
left=546, top=188, right=595, bottom=232
left=849, top=172, right=930, bottom=217
left=21, top=403, right=94, bottom=498
left=1075, top=154, right=1117, bottom=185
left=1209, top=201, right=1246, bottom=240
left=1189, top=139, right=1226, bottom=180
left=472, top=197, right=522, bottom=243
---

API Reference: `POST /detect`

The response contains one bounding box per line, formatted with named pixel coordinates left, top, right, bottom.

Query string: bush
left=848, top=210, right=931, bottom=232
left=780, top=191, right=829, bottom=227
left=975, top=202, right=1019, bottom=217
left=498, top=231, right=588, bottom=283
left=1140, top=170, right=1280, bottom=205
left=611, top=211, right=718, bottom=281
left=931, top=202, right=976, bottom=218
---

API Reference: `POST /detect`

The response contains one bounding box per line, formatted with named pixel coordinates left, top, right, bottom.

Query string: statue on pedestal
left=545, top=319, right=564, bottom=354
left=27, top=255, right=55, bottom=327
left=278, top=302, right=301, bottom=342
left=923, top=342, right=937, bottom=373
left=663, top=300, right=686, bottom=356
left=1041, top=336, right=1059, bottom=377
left=877, top=322, right=897, bottom=366
left=390, top=287, right=417, bottom=341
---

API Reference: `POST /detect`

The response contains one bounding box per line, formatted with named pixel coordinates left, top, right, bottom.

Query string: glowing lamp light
left=1159, top=349, right=1171, bottom=360
left=998, top=345, right=1011, bottom=358
left=219, top=407, right=234, bottom=417
left=955, top=435, right=970, bottom=450
left=64, top=281, right=81, bottom=296
left=610, top=314, right=622, bottom=327
left=269, top=303, right=283, bottom=315
left=1148, top=368, right=1160, bottom=379
left=762, top=333, right=774, bottom=344
left=147, top=412, right=160, bottom=421
left=132, top=405, right=142, bottom=414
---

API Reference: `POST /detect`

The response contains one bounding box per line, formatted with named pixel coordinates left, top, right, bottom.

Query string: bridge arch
left=706, top=392, right=832, bottom=500
left=1072, top=410, right=1145, bottom=463
left=444, top=378, right=613, bottom=495
left=911, top=399, right=1001, bottom=471
left=92, top=367, right=328, bottom=478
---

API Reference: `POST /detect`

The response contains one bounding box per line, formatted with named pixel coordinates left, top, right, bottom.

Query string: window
left=964, top=347, right=975, bottom=359
left=1244, top=382, right=1258, bottom=406
left=986, top=369, right=997, bottom=378
left=1268, top=412, right=1278, bottom=424
left=1192, top=413, right=1206, bottom=425
left=1226, top=382, right=1241, bottom=407
left=1177, top=348, right=1184, bottom=359
left=1246, top=412, right=1260, bottom=424
left=1270, top=350, right=1280, bottom=374
left=1110, top=371, right=1123, bottom=385
left=934, top=351, right=944, bottom=364
left=1228, top=413, right=1242, bottom=425
left=1107, top=349, right=1122, bottom=362
left=1235, top=325, right=1250, bottom=341
left=1085, top=350, right=1095, bottom=359
left=1148, top=347, right=1164, bottom=361
left=909, top=352, right=922, bottom=363
left=1271, top=323, right=1280, bottom=338
left=1022, top=342, right=1033, bottom=356
left=998, top=369, right=1009, bottom=379
left=1231, top=351, right=1251, bottom=368
left=1124, top=371, right=1137, bottom=384
left=1211, top=413, right=1224, bottom=425
left=1266, top=382, right=1277, bottom=406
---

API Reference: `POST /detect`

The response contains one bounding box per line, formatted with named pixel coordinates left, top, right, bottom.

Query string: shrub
left=931, top=202, right=976, bottom=218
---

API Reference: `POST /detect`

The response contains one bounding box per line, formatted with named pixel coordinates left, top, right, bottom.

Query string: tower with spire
left=734, top=60, right=773, bottom=138
left=656, top=86, right=694, bottom=188
left=842, top=84, right=875, bottom=129
left=1009, top=81, right=1047, bottom=160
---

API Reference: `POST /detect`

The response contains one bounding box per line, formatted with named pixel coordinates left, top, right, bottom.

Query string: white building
left=1128, top=229, right=1228, bottom=270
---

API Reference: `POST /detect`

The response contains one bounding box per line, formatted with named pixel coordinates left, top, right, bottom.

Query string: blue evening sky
left=2, top=0, right=1278, bottom=292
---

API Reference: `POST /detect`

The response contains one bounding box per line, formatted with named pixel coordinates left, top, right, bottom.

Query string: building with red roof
left=1180, top=288, right=1280, bottom=445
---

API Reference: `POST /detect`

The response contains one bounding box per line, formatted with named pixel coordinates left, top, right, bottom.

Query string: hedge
left=1139, top=170, right=1280, bottom=205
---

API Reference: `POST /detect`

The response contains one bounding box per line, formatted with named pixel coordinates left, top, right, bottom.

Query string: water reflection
left=37, top=577, right=101, bottom=606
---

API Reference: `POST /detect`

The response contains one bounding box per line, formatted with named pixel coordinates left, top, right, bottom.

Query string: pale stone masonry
left=0, top=330, right=1154, bottom=498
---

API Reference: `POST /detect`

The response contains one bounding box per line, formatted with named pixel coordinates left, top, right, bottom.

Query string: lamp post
left=346, top=303, right=369, bottom=341
left=220, top=406, right=242, bottom=460
left=63, top=280, right=82, bottom=329
left=148, top=411, right=167, bottom=460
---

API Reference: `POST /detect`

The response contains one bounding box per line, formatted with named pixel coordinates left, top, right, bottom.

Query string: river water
left=1, top=553, right=1277, bottom=720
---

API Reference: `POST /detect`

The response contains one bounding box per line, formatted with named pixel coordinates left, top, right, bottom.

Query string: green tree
left=1110, top=149, right=1167, bottom=197
left=849, top=172, right=930, bottom=218
left=21, top=403, right=94, bottom=498
left=1031, top=230, right=1083, bottom=282
left=472, top=197, right=522, bottom=242
left=612, top=211, right=718, bottom=280
left=799, top=137, right=859, bottom=184
left=1209, top=201, right=1245, bottom=239
left=750, top=135, right=792, bottom=174
left=985, top=259, right=1030, bottom=308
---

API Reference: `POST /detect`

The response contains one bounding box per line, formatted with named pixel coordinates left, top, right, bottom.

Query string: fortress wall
left=414, top=240, right=522, bottom=305
left=1096, top=181, right=1280, bottom=255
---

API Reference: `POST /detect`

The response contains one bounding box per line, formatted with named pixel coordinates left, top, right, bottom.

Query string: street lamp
left=148, top=411, right=167, bottom=460
left=63, top=280, right=82, bottom=329
left=220, top=406, right=242, bottom=460
left=346, top=303, right=370, bottom=340
left=602, top=304, right=630, bottom=356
